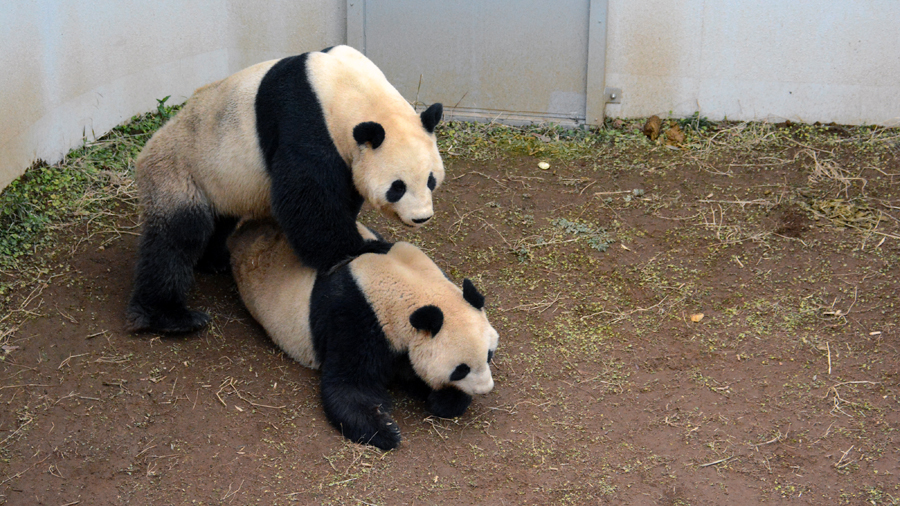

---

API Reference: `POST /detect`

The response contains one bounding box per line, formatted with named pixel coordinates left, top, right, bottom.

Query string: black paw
left=125, top=304, right=211, bottom=334
left=427, top=387, right=473, bottom=419
left=351, top=405, right=401, bottom=451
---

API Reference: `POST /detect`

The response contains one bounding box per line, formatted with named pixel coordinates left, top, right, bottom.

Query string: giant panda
left=126, top=45, right=444, bottom=333
left=227, top=219, right=498, bottom=450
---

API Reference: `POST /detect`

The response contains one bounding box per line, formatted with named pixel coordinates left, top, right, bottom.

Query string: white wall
left=3, top=1, right=899, bottom=191
left=605, top=0, right=900, bottom=125
left=0, top=0, right=344, bottom=190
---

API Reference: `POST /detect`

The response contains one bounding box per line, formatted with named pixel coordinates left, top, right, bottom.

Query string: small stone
left=538, top=162, right=550, bottom=170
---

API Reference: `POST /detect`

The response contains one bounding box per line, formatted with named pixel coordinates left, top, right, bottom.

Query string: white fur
left=307, top=46, right=444, bottom=227
left=138, top=46, right=442, bottom=229
left=228, top=221, right=496, bottom=396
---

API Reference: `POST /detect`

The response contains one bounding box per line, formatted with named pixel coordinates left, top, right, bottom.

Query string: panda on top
left=227, top=219, right=498, bottom=450
left=126, top=45, right=444, bottom=334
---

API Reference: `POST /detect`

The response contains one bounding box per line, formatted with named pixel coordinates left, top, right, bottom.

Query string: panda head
left=406, top=278, right=498, bottom=396
left=352, top=103, right=445, bottom=229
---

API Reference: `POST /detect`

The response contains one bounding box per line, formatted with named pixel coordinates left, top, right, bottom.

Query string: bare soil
left=1, top=122, right=899, bottom=505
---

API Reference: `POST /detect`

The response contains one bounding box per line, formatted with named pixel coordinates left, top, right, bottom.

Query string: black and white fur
left=126, top=45, right=444, bottom=333
left=228, top=220, right=498, bottom=450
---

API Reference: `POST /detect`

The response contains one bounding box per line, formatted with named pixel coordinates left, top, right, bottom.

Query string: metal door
left=348, top=0, right=610, bottom=125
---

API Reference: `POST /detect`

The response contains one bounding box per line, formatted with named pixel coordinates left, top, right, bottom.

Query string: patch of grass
left=678, top=112, right=716, bottom=133
left=551, top=218, right=612, bottom=252
left=865, top=487, right=900, bottom=506
left=0, top=101, right=178, bottom=301
left=437, top=120, right=646, bottom=161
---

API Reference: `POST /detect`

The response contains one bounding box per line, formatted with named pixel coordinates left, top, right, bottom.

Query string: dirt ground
left=1, top=119, right=899, bottom=505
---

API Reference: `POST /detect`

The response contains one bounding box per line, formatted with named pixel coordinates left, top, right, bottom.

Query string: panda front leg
left=319, top=372, right=401, bottom=451
left=393, top=356, right=473, bottom=419
left=268, top=150, right=377, bottom=271
left=125, top=204, right=215, bottom=333
left=426, top=387, right=473, bottom=419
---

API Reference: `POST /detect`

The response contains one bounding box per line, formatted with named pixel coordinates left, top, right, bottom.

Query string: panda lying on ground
left=127, top=45, right=444, bottom=334
left=228, top=220, right=498, bottom=450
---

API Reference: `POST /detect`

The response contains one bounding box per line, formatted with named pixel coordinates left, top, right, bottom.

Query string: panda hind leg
left=195, top=215, right=238, bottom=274
left=320, top=375, right=401, bottom=451
left=126, top=205, right=215, bottom=333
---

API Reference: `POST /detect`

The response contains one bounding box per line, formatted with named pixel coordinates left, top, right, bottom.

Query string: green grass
left=0, top=100, right=179, bottom=299
left=436, top=118, right=648, bottom=161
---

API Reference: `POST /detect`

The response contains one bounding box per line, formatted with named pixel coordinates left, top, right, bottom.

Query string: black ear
left=462, top=278, right=485, bottom=310
left=420, top=103, right=443, bottom=133
left=353, top=121, right=385, bottom=149
left=409, top=305, right=444, bottom=336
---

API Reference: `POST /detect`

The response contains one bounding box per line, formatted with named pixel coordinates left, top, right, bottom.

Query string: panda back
left=309, top=262, right=396, bottom=374
left=140, top=59, right=278, bottom=218
left=305, top=46, right=420, bottom=165
left=347, top=243, right=455, bottom=351
left=228, top=220, right=320, bottom=369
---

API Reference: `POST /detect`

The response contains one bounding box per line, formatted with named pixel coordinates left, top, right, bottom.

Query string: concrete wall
left=3, top=1, right=899, bottom=191
left=605, top=1, right=900, bottom=125
left=0, top=0, right=344, bottom=190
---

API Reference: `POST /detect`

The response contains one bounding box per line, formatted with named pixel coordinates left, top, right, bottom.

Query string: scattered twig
left=0, top=417, right=33, bottom=447
left=470, top=171, right=508, bottom=190
left=0, top=383, right=51, bottom=390
left=0, top=454, right=50, bottom=486
left=58, top=353, right=89, bottom=370
left=500, top=292, right=561, bottom=314
left=699, top=455, right=735, bottom=468
left=423, top=416, right=448, bottom=441
left=580, top=295, right=670, bottom=323
left=135, top=443, right=157, bottom=458
left=751, top=430, right=787, bottom=450
left=216, top=377, right=286, bottom=410
left=834, top=446, right=855, bottom=469
left=221, top=479, right=245, bottom=502
left=698, top=199, right=777, bottom=208
left=594, top=190, right=633, bottom=196
left=328, top=477, right=358, bottom=487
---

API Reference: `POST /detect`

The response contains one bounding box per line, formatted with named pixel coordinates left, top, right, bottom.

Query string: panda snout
left=471, top=375, right=494, bottom=395
left=412, top=216, right=432, bottom=225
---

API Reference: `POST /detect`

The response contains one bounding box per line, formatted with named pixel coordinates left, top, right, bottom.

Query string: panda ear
left=409, top=305, right=444, bottom=337
left=353, top=121, right=385, bottom=149
left=420, top=103, right=443, bottom=133
left=462, top=278, right=485, bottom=310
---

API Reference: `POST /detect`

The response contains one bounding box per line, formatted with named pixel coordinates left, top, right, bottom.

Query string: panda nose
left=412, top=216, right=432, bottom=224
left=474, top=376, right=494, bottom=395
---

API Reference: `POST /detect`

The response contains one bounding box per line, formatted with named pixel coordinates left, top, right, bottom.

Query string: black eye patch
left=386, top=180, right=406, bottom=203
left=427, top=173, right=436, bottom=191
left=487, top=350, right=494, bottom=364
left=450, top=364, right=470, bottom=381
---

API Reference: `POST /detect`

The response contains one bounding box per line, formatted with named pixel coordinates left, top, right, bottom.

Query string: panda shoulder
left=389, top=242, right=440, bottom=273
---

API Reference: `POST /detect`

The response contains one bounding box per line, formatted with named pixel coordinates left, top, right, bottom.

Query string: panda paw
left=356, top=406, right=402, bottom=451
left=125, top=304, right=211, bottom=334
left=427, top=387, right=473, bottom=419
